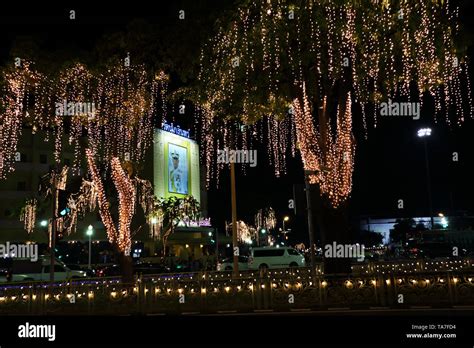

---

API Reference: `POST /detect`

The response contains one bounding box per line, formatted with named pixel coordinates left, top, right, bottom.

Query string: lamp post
left=304, top=170, right=318, bottom=279
left=283, top=216, right=289, bottom=233
left=230, top=162, right=239, bottom=278
left=86, top=225, right=94, bottom=270
left=417, top=128, right=434, bottom=229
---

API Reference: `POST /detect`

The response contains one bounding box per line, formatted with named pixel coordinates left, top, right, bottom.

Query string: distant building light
left=417, top=128, right=432, bottom=137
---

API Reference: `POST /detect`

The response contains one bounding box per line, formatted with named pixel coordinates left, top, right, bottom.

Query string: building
left=360, top=215, right=474, bottom=249
left=148, top=125, right=215, bottom=259
left=0, top=127, right=99, bottom=244
left=0, top=124, right=216, bottom=261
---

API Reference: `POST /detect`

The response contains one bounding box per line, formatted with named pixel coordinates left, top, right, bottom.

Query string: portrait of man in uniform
left=168, top=143, right=188, bottom=195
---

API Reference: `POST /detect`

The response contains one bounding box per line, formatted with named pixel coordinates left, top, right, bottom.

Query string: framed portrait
left=167, top=143, right=189, bottom=195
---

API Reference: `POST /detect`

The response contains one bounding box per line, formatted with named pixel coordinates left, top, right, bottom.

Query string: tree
left=358, top=230, right=384, bottom=247
left=85, top=149, right=136, bottom=282
left=155, top=195, right=200, bottom=256
left=390, top=218, right=416, bottom=245
left=1, top=61, right=162, bottom=281
left=193, top=0, right=472, bottom=273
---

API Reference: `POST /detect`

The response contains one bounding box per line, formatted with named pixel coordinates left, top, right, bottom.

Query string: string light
left=195, top=0, right=471, bottom=202
left=20, top=199, right=37, bottom=233
left=0, top=62, right=158, bottom=180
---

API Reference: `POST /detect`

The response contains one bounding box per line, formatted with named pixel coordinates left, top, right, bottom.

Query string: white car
left=0, top=257, right=87, bottom=283
left=217, top=256, right=249, bottom=271
left=248, top=246, right=306, bottom=271
left=10, top=264, right=87, bottom=282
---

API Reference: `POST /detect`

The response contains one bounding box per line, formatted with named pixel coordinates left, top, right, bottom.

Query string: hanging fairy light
left=226, top=220, right=257, bottom=244
left=0, top=62, right=44, bottom=179
left=20, top=199, right=37, bottom=234
left=86, top=149, right=118, bottom=245
left=110, top=157, right=135, bottom=256
left=0, top=62, right=158, bottom=181
left=195, top=0, right=472, bottom=205
left=85, top=149, right=137, bottom=256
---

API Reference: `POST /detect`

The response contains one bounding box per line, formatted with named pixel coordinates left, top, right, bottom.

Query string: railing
left=0, top=268, right=473, bottom=315
left=351, top=258, right=474, bottom=275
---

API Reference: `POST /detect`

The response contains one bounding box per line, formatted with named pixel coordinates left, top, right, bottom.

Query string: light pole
left=283, top=216, right=289, bottom=233
left=304, top=170, right=318, bottom=280
left=86, top=225, right=94, bottom=270
left=230, top=162, right=239, bottom=278
left=417, top=128, right=434, bottom=229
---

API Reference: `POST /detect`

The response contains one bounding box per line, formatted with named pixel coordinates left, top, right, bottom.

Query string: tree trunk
left=292, top=80, right=355, bottom=275
left=315, top=86, right=354, bottom=275
left=319, top=198, right=352, bottom=274
left=309, top=183, right=352, bottom=274
left=117, top=250, right=134, bottom=283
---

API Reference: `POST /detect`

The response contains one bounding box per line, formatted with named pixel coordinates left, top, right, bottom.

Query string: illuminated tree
left=85, top=149, right=137, bottom=281
left=0, top=61, right=159, bottom=179
left=194, top=0, right=472, bottom=272
left=155, top=195, right=201, bottom=255
left=1, top=61, right=165, bottom=280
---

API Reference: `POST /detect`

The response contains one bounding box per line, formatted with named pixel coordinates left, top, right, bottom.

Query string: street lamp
left=438, top=213, right=448, bottom=228
left=283, top=216, right=289, bottom=232
left=40, top=220, right=48, bottom=227
left=86, top=225, right=94, bottom=269
left=417, top=127, right=434, bottom=229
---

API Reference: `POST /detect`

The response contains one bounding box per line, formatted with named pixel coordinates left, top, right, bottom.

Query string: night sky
left=1, top=0, right=474, bottom=242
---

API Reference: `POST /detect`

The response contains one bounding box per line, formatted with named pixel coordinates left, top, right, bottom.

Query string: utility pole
left=423, top=138, right=435, bottom=229
left=215, top=227, right=219, bottom=270
left=417, top=128, right=434, bottom=229
left=50, top=174, right=58, bottom=283
left=304, top=170, right=318, bottom=280
left=231, top=162, right=239, bottom=278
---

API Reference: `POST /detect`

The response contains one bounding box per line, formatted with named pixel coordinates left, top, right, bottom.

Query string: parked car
left=96, top=264, right=122, bottom=278
left=66, top=264, right=94, bottom=277
left=134, top=262, right=171, bottom=275
left=248, top=247, right=306, bottom=271
left=217, top=256, right=249, bottom=271
left=1, top=259, right=87, bottom=282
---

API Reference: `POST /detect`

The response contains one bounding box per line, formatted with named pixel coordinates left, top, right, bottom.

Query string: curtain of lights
left=196, top=0, right=473, bottom=207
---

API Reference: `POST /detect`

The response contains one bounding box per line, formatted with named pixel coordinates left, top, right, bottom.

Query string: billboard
left=168, top=143, right=188, bottom=195
left=154, top=128, right=200, bottom=203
